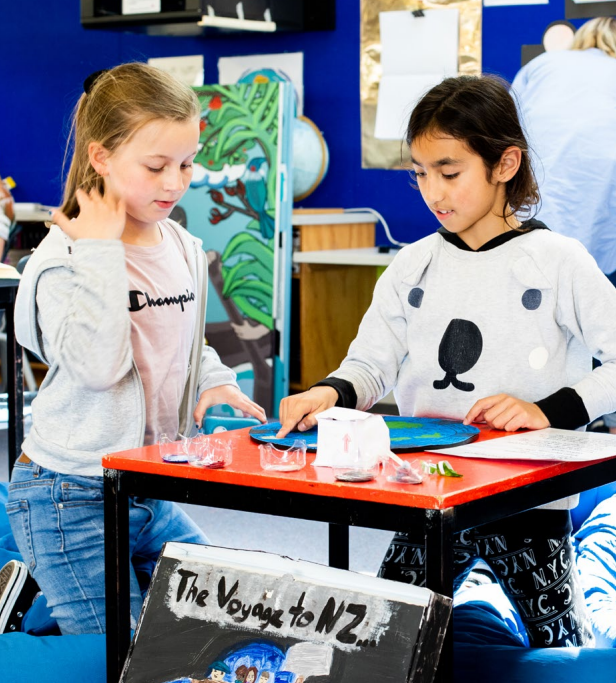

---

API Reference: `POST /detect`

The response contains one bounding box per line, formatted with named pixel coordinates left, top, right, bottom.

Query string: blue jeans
left=6, top=458, right=208, bottom=635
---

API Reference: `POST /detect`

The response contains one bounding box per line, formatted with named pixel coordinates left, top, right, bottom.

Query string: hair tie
left=83, top=69, right=109, bottom=95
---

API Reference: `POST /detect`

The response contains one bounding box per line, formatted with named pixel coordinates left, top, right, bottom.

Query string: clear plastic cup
left=259, top=440, right=307, bottom=471
left=158, top=433, right=188, bottom=463
left=382, top=456, right=423, bottom=484
left=200, top=437, right=234, bottom=469
left=328, top=423, right=381, bottom=482
left=333, top=452, right=380, bottom=483
left=183, top=433, right=210, bottom=466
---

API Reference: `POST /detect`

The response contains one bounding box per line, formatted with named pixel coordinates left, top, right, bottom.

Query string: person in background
left=277, top=74, right=616, bottom=648
left=512, top=17, right=616, bottom=433
left=0, top=175, right=14, bottom=258
left=5, top=62, right=266, bottom=636
left=511, top=17, right=616, bottom=278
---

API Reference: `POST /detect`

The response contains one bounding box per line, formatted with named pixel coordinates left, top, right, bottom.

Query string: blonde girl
left=7, top=62, right=265, bottom=634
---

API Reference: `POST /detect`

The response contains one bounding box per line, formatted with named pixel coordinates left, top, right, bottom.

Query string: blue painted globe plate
left=250, top=416, right=480, bottom=452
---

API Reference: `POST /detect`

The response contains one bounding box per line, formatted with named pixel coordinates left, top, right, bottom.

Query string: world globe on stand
left=293, top=116, right=330, bottom=201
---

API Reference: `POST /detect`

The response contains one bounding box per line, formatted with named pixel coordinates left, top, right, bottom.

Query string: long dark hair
left=406, top=75, right=539, bottom=222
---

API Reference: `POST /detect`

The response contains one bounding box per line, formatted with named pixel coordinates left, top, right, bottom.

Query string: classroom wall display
left=121, top=543, right=452, bottom=683
left=565, top=0, right=616, bottom=19
left=176, top=82, right=294, bottom=416
left=4, top=0, right=575, bottom=251
left=360, top=0, right=482, bottom=170
left=520, top=19, right=576, bottom=66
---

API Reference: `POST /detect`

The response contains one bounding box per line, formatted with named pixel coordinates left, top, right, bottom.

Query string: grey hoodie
left=15, top=219, right=238, bottom=476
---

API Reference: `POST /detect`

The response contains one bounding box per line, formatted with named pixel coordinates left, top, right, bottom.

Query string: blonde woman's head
left=61, top=62, right=200, bottom=218
left=571, top=17, right=616, bottom=59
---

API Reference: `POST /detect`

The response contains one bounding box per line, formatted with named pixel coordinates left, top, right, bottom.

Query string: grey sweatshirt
left=330, top=227, right=616, bottom=423
left=14, top=220, right=238, bottom=476
left=325, top=225, right=616, bottom=510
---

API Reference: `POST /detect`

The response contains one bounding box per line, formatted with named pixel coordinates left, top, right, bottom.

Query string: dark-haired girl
left=276, top=74, right=616, bottom=647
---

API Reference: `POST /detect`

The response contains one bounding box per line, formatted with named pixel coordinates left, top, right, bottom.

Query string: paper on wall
left=218, top=52, right=304, bottom=115
left=375, top=74, right=446, bottom=142
left=374, top=9, right=459, bottom=140
left=313, top=407, right=391, bottom=468
left=122, top=0, right=160, bottom=14
left=426, top=427, right=616, bottom=462
left=483, top=0, right=547, bottom=7
left=148, top=55, right=204, bottom=87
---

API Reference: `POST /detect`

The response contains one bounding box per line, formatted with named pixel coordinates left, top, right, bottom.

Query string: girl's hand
left=276, top=386, right=339, bottom=438
left=463, top=393, right=550, bottom=432
left=193, top=385, right=267, bottom=429
left=52, top=188, right=125, bottom=241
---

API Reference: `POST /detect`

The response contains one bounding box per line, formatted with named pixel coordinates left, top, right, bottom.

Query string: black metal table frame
left=0, top=279, right=23, bottom=472
left=104, top=456, right=616, bottom=683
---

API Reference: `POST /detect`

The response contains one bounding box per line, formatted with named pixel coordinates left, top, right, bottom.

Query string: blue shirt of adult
left=512, top=48, right=616, bottom=274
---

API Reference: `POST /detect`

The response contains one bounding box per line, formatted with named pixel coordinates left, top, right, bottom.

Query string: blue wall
left=1, top=0, right=575, bottom=244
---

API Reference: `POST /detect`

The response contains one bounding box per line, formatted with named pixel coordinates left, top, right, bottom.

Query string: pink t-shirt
left=124, top=223, right=196, bottom=445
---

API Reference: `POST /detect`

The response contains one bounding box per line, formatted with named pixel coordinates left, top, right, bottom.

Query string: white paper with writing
left=426, top=428, right=616, bottom=462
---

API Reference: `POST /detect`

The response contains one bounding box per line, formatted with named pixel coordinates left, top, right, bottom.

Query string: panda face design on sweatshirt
left=408, top=286, right=545, bottom=392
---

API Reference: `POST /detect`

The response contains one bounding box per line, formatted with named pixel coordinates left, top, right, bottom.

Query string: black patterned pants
left=378, top=509, right=594, bottom=648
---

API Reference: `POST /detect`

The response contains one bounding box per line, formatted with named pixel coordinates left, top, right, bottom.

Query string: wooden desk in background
left=290, top=210, right=397, bottom=391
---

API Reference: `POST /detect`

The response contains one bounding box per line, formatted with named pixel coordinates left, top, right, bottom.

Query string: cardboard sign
left=121, top=543, right=451, bottom=683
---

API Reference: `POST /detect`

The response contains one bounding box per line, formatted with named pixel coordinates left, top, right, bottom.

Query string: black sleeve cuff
left=312, top=378, right=358, bottom=409
left=535, top=387, right=590, bottom=430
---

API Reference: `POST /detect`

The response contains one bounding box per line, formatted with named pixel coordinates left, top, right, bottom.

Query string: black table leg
left=328, top=523, right=349, bottom=570
left=425, top=508, right=455, bottom=683
left=5, top=295, right=23, bottom=473
left=105, top=470, right=131, bottom=683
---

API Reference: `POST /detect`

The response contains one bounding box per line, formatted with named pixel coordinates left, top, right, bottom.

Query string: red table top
left=102, top=425, right=616, bottom=510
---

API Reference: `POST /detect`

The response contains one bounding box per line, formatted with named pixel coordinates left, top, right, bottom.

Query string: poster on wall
left=175, top=83, right=294, bottom=416
left=360, top=0, right=482, bottom=170
left=218, top=53, right=304, bottom=116
left=374, top=9, right=459, bottom=140
left=120, top=543, right=452, bottom=683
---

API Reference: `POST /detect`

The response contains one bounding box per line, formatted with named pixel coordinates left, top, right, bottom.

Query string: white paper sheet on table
left=374, top=9, right=459, bottom=140
left=426, top=428, right=616, bottom=462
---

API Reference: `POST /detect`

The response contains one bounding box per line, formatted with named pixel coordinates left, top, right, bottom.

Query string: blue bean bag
left=2, top=482, right=616, bottom=683
left=0, top=482, right=105, bottom=683
left=453, top=484, right=616, bottom=682
left=574, top=490, right=616, bottom=647
left=454, top=580, right=616, bottom=682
